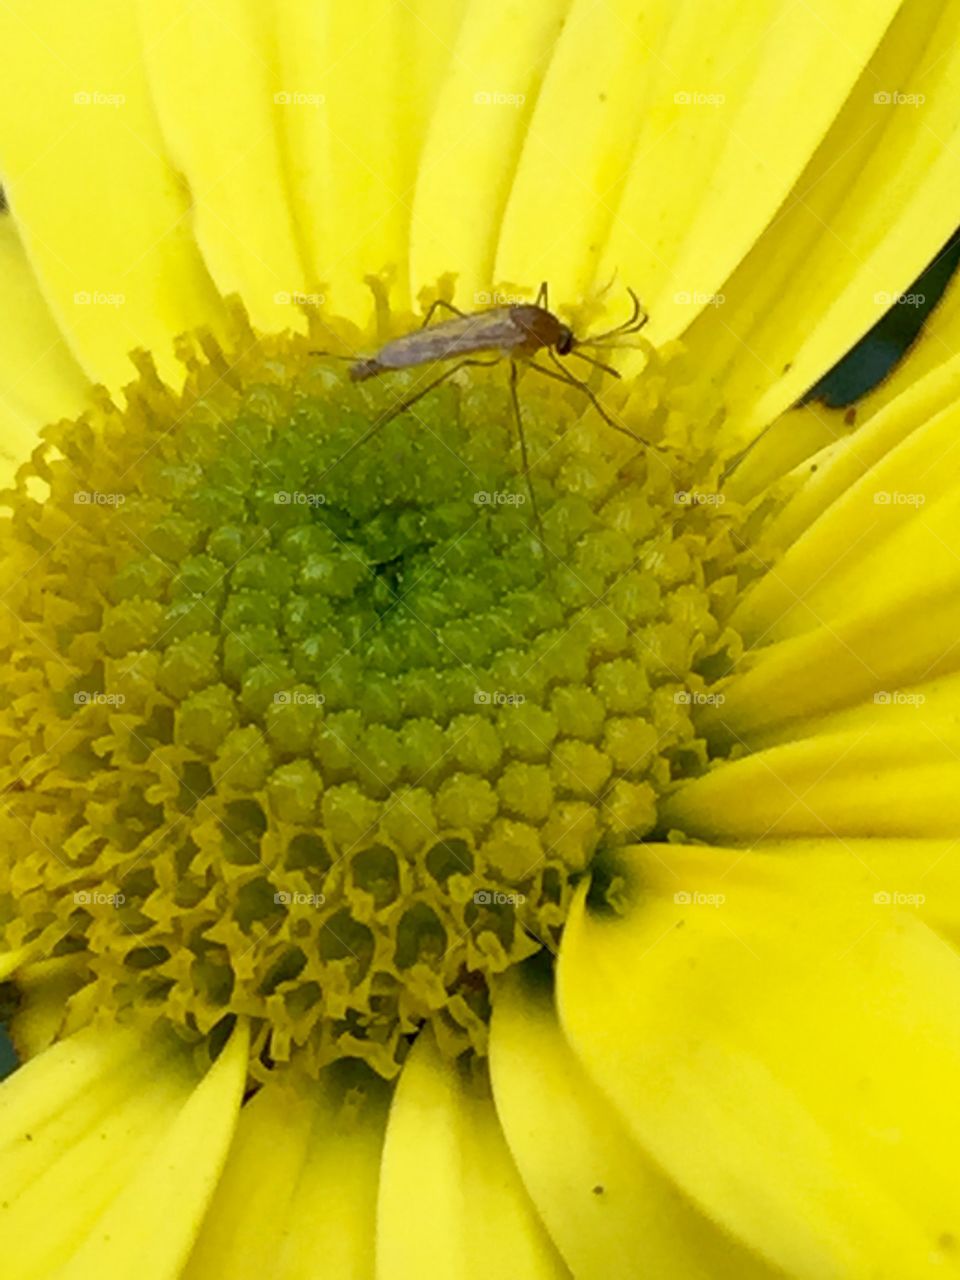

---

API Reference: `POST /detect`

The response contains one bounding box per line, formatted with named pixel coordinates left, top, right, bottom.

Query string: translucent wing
left=372, top=310, right=527, bottom=369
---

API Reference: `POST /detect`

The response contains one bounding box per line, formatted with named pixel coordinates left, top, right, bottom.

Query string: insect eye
left=557, top=330, right=574, bottom=355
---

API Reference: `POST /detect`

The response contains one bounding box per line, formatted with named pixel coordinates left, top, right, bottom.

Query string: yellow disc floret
left=0, top=303, right=741, bottom=1079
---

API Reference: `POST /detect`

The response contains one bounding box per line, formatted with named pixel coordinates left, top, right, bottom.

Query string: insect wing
left=381, top=309, right=526, bottom=366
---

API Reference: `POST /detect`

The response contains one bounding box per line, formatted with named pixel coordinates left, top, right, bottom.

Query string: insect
left=314, top=283, right=652, bottom=551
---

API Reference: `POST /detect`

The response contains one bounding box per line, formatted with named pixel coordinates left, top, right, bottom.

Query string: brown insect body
left=350, top=304, right=574, bottom=381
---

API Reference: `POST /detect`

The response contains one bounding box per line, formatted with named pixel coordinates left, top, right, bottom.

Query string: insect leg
left=319, top=357, right=501, bottom=481
left=534, top=281, right=550, bottom=309
left=507, top=359, right=548, bottom=562
left=526, top=352, right=651, bottom=449
left=420, top=298, right=467, bottom=329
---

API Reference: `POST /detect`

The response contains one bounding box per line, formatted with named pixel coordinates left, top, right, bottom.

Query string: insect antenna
left=568, top=348, right=622, bottom=379
left=579, top=287, right=648, bottom=345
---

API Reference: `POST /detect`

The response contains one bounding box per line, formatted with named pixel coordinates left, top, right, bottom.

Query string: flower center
left=0, top=303, right=739, bottom=1079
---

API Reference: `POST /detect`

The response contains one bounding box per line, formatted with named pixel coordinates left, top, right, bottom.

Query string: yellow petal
left=751, top=347, right=960, bottom=555
left=704, top=406, right=960, bottom=737
left=377, top=1027, right=568, bottom=1279
left=489, top=966, right=779, bottom=1279
left=0, top=0, right=225, bottom=392
left=541, top=0, right=897, bottom=335
left=735, top=247, right=960, bottom=499
left=8, top=955, right=86, bottom=1060
left=410, top=0, right=572, bottom=308
left=733, top=376, right=960, bottom=644
left=0, top=219, right=89, bottom=470
left=559, top=846, right=960, bottom=1277
left=138, top=0, right=308, bottom=334
left=184, top=1068, right=389, bottom=1280
left=279, top=0, right=469, bottom=321
left=55, top=1019, right=248, bottom=1280
left=664, top=673, right=960, bottom=838
left=493, top=0, right=673, bottom=309
left=684, top=0, right=960, bottom=439
left=0, top=1025, right=194, bottom=1277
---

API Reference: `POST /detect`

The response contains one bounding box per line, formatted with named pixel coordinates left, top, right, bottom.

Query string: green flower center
left=0, top=304, right=741, bottom=1079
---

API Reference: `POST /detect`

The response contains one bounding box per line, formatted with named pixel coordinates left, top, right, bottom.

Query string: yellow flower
left=0, top=1, right=959, bottom=1276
